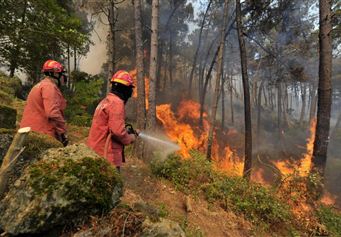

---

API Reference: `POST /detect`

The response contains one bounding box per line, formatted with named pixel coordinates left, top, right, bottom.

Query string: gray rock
left=141, top=218, right=186, bottom=237
left=0, top=143, right=123, bottom=235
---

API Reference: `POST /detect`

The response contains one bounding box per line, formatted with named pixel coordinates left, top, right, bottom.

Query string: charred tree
left=221, top=73, right=226, bottom=129
left=206, top=0, right=229, bottom=161
left=312, top=0, right=333, bottom=177
left=236, top=0, right=252, bottom=180
left=147, top=0, right=159, bottom=129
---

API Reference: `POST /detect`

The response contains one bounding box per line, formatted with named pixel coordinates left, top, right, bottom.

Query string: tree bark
left=206, top=0, right=229, bottom=161
left=236, top=0, right=253, bottom=180
left=147, top=0, right=159, bottom=129
left=107, top=0, right=116, bottom=94
left=134, top=0, right=146, bottom=158
left=312, top=0, right=333, bottom=177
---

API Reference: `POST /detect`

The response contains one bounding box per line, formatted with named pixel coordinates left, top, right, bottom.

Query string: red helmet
left=111, top=70, right=134, bottom=87
left=42, top=60, right=65, bottom=73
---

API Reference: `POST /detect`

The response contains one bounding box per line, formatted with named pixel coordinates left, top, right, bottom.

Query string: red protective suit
left=87, top=93, right=133, bottom=167
left=20, top=77, right=67, bottom=138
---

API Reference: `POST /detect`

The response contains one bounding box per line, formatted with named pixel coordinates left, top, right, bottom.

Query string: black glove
left=57, top=133, right=69, bottom=147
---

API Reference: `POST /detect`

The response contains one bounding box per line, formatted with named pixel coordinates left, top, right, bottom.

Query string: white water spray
left=139, top=132, right=180, bottom=151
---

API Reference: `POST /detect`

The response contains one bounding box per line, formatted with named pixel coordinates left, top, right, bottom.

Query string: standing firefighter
left=87, top=70, right=137, bottom=171
left=20, top=60, right=68, bottom=146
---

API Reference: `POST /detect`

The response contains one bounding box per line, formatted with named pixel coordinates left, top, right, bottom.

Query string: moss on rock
left=0, top=143, right=123, bottom=235
left=0, top=104, right=17, bottom=129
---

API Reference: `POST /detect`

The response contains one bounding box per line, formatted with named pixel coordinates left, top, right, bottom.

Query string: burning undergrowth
left=156, top=100, right=244, bottom=176
left=152, top=98, right=339, bottom=233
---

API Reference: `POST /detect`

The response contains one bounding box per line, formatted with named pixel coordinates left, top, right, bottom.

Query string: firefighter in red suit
left=87, top=70, right=137, bottom=171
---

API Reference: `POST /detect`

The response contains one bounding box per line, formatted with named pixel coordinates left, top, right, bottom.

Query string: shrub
left=316, top=206, right=341, bottom=236
left=151, top=151, right=292, bottom=229
left=203, top=176, right=291, bottom=226
left=64, top=76, right=103, bottom=127
left=151, top=151, right=215, bottom=193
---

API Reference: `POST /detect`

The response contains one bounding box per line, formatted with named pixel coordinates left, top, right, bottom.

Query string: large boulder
left=0, top=143, right=123, bottom=235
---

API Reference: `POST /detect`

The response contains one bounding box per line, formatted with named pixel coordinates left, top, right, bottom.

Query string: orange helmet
left=111, top=70, right=134, bottom=87
left=42, top=60, right=65, bottom=73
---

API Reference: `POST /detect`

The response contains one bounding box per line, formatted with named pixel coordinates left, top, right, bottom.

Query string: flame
left=321, top=192, right=337, bottom=205
left=156, top=100, right=243, bottom=175
left=272, top=119, right=316, bottom=177
left=299, top=119, right=316, bottom=176
left=129, top=69, right=149, bottom=109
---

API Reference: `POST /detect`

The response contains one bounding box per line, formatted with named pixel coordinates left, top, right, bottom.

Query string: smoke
left=78, top=13, right=108, bottom=75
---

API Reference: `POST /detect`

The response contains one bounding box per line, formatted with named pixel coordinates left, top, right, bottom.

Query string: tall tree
left=134, top=0, right=146, bottom=130
left=312, top=0, right=333, bottom=177
left=206, top=0, right=229, bottom=161
left=134, top=0, right=146, bottom=157
left=236, top=0, right=253, bottom=180
left=147, top=0, right=159, bottom=128
left=107, top=0, right=117, bottom=93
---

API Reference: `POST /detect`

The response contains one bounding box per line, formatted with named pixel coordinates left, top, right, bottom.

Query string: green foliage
left=0, top=0, right=91, bottom=81
left=28, top=156, right=122, bottom=211
left=64, top=77, right=103, bottom=127
left=0, top=73, right=22, bottom=97
left=316, top=206, right=341, bottom=236
left=151, top=152, right=292, bottom=229
left=203, top=177, right=291, bottom=226
left=151, top=151, right=214, bottom=193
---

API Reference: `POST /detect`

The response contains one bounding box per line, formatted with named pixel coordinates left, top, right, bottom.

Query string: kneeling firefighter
left=20, top=59, right=68, bottom=146
left=87, top=70, right=137, bottom=171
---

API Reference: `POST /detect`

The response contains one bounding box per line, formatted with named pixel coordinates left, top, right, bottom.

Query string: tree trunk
left=0, top=127, right=31, bottom=199
left=134, top=0, right=146, bottom=158
left=236, top=0, right=253, bottom=180
left=299, top=83, right=306, bottom=124
left=67, top=45, right=71, bottom=88
left=229, top=74, right=234, bottom=125
left=221, top=73, right=225, bottom=130
left=168, top=31, right=173, bottom=87
left=312, top=0, right=333, bottom=177
left=257, top=80, right=265, bottom=143
left=107, top=0, right=116, bottom=94
left=277, top=82, right=283, bottom=142
left=188, top=0, right=212, bottom=94
left=309, top=82, right=318, bottom=122
left=199, top=22, right=234, bottom=126
left=147, top=0, right=159, bottom=129
left=206, top=0, right=229, bottom=161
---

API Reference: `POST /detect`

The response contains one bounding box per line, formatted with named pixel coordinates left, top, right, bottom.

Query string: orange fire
left=272, top=119, right=316, bottom=177
left=156, top=100, right=244, bottom=175
left=129, top=69, right=149, bottom=109
left=321, top=191, right=337, bottom=205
